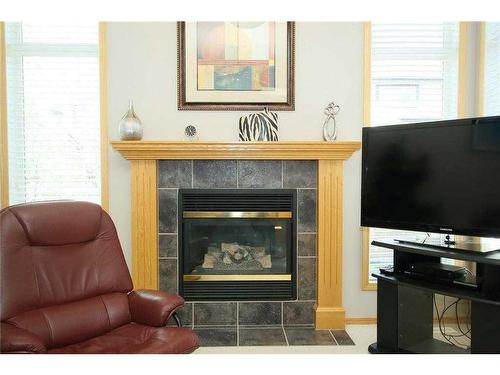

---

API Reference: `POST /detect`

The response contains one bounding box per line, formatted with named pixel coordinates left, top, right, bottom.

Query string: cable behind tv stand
left=369, top=240, right=500, bottom=354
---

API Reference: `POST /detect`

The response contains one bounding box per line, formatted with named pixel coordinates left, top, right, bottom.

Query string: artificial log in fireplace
left=179, top=189, right=297, bottom=301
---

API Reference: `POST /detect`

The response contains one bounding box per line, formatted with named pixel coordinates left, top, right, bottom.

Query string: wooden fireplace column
left=112, top=141, right=360, bottom=329
left=130, top=159, right=158, bottom=289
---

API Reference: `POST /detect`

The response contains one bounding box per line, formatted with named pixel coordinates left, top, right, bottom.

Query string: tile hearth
left=191, top=326, right=355, bottom=347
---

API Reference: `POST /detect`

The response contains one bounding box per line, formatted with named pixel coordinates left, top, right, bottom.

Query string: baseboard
left=344, top=316, right=469, bottom=325
left=315, top=306, right=346, bottom=329
left=345, top=317, right=377, bottom=325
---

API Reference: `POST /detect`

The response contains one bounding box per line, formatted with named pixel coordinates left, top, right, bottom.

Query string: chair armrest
left=1, top=322, right=47, bottom=353
left=128, top=289, right=185, bottom=327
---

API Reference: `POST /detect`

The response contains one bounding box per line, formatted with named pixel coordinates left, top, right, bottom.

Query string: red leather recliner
left=0, top=201, right=200, bottom=354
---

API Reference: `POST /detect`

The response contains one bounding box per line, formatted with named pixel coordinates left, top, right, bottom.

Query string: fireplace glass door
left=182, top=212, right=292, bottom=281
left=179, top=189, right=296, bottom=300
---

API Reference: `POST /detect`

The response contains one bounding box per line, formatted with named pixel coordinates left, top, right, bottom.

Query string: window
left=482, top=22, right=500, bottom=116
left=364, top=23, right=461, bottom=286
left=5, top=22, right=103, bottom=205
left=480, top=22, right=500, bottom=249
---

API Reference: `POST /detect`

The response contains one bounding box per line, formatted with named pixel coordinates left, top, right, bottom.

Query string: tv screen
left=361, top=116, right=500, bottom=239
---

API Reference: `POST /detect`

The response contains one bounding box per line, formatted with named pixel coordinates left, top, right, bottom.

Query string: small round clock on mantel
left=184, top=125, right=198, bottom=141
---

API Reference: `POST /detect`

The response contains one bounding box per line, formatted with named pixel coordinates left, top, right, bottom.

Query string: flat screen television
left=361, top=116, right=500, bottom=245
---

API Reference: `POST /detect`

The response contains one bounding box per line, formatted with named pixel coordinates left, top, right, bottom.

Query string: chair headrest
left=5, top=201, right=103, bottom=245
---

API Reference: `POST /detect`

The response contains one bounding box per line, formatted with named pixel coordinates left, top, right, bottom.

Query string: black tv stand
left=369, top=240, right=500, bottom=354
left=395, top=238, right=500, bottom=253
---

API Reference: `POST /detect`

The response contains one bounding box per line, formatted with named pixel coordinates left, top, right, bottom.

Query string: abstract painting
left=196, top=22, right=276, bottom=91
left=178, top=21, right=294, bottom=110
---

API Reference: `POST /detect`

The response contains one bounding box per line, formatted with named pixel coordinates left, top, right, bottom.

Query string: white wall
left=106, top=22, right=376, bottom=318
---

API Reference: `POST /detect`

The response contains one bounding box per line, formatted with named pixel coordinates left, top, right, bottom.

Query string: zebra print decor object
left=239, top=108, right=279, bottom=141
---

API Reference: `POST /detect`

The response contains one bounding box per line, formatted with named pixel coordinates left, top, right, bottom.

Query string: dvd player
left=408, top=262, right=466, bottom=280
left=404, top=262, right=479, bottom=290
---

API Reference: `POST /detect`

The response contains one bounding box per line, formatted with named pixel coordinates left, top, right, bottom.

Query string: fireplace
left=179, top=189, right=297, bottom=301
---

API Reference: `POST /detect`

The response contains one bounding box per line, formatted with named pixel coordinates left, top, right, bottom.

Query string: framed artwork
left=177, top=21, right=295, bottom=111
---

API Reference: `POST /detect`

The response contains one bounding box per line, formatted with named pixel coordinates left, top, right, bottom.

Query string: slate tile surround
left=193, top=160, right=237, bottom=188
left=297, top=189, right=316, bottom=232
left=158, top=160, right=192, bottom=188
left=283, top=160, right=317, bottom=189
left=298, top=257, right=316, bottom=300
left=159, top=234, right=177, bottom=258
left=238, top=302, right=282, bottom=326
left=238, top=160, right=282, bottom=188
left=158, top=159, right=317, bottom=330
left=158, top=190, right=177, bottom=233
left=298, top=233, right=316, bottom=256
left=193, top=302, right=238, bottom=326
left=159, top=259, right=177, bottom=293
left=282, top=301, right=315, bottom=326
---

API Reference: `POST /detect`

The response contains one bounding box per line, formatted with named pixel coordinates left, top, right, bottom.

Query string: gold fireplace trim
left=183, top=274, right=292, bottom=282
left=183, top=211, right=292, bottom=219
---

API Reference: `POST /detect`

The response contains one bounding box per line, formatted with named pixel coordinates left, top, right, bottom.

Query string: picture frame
left=177, top=21, right=295, bottom=111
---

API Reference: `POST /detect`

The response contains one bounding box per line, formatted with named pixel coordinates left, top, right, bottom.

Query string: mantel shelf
left=111, top=140, right=361, bottom=160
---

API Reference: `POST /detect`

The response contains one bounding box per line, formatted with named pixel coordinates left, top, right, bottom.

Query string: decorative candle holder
left=119, top=100, right=143, bottom=140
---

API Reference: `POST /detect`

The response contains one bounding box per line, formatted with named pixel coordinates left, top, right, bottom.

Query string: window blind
left=367, top=23, right=460, bottom=283
left=5, top=22, right=101, bottom=205
left=483, top=23, right=500, bottom=116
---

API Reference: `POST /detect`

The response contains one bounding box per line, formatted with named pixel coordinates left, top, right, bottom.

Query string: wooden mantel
left=111, top=140, right=361, bottom=160
left=112, top=140, right=361, bottom=329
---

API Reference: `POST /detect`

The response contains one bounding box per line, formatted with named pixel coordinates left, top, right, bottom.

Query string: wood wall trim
left=111, top=141, right=361, bottom=161
left=131, top=160, right=158, bottom=289
left=99, top=22, right=109, bottom=211
left=362, top=228, right=377, bottom=291
left=341, top=316, right=468, bottom=325
left=361, top=22, right=376, bottom=291
left=362, top=22, right=371, bottom=127
left=346, top=317, right=377, bottom=325
left=0, top=22, right=9, bottom=209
